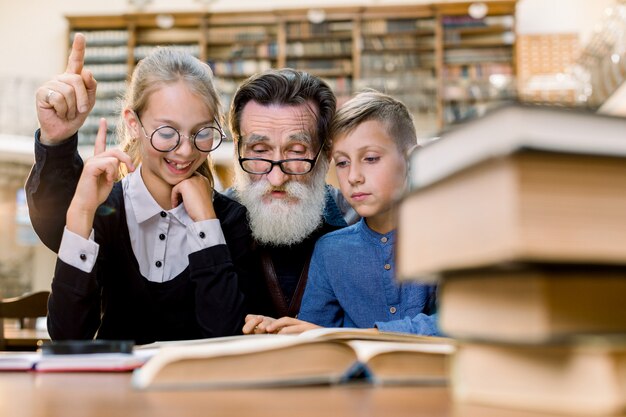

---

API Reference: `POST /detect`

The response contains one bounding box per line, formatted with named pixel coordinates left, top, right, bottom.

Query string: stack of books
left=397, top=103, right=626, bottom=416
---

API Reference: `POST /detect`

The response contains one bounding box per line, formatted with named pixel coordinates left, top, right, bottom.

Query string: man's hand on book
left=243, top=314, right=321, bottom=335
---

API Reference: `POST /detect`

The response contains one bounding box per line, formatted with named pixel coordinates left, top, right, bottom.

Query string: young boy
left=243, top=91, right=439, bottom=336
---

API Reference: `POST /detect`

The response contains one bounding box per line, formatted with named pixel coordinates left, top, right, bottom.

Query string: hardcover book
left=452, top=337, right=626, bottom=416
left=132, top=328, right=454, bottom=390
left=438, top=265, right=626, bottom=342
left=397, top=104, right=626, bottom=281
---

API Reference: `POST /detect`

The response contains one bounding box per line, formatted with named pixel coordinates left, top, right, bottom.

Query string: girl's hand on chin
left=170, top=174, right=216, bottom=221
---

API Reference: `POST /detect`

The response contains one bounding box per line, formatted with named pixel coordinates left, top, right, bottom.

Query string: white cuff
left=187, top=219, right=225, bottom=253
left=58, top=227, right=99, bottom=273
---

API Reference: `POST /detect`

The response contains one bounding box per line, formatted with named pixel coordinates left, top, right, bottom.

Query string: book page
left=35, top=352, right=149, bottom=372
left=299, top=327, right=452, bottom=344
left=0, top=352, right=40, bottom=371
left=135, top=333, right=278, bottom=350
left=346, top=340, right=455, bottom=363
left=345, top=340, right=454, bottom=385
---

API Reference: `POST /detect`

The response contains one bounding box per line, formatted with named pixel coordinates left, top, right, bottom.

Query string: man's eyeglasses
left=237, top=139, right=325, bottom=175
left=135, top=113, right=226, bottom=153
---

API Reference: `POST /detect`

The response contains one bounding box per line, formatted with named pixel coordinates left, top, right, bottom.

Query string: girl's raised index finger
left=94, top=118, right=108, bottom=155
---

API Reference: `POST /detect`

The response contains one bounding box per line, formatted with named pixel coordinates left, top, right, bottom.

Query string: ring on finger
left=45, top=89, right=56, bottom=104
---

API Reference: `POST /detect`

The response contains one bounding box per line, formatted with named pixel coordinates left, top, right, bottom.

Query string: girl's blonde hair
left=117, top=48, right=223, bottom=187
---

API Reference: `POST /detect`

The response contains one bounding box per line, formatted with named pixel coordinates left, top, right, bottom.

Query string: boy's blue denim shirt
left=298, top=218, right=440, bottom=336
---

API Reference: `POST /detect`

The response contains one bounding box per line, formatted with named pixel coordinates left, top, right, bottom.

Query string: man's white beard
left=233, top=158, right=328, bottom=247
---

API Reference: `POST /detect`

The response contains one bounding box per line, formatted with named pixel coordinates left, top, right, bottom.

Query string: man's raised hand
left=36, top=33, right=97, bottom=145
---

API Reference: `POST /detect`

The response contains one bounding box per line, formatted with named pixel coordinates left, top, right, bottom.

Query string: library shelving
left=436, top=1, right=517, bottom=126
left=358, top=5, right=439, bottom=136
left=276, top=8, right=359, bottom=105
left=65, top=1, right=518, bottom=143
left=204, top=12, right=279, bottom=113
left=68, top=21, right=128, bottom=145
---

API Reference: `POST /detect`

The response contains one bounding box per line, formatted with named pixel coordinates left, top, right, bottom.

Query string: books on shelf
left=445, top=31, right=515, bottom=48
left=71, top=30, right=128, bottom=46
left=286, top=40, right=352, bottom=57
left=439, top=265, right=626, bottom=343
left=452, top=338, right=626, bottom=416
left=209, top=59, right=272, bottom=78
left=442, top=62, right=513, bottom=79
left=286, top=58, right=352, bottom=75
left=397, top=104, right=626, bottom=281
left=133, top=44, right=200, bottom=60
left=362, top=35, right=435, bottom=51
left=205, top=25, right=273, bottom=43
left=362, top=18, right=435, bottom=35
left=136, top=28, right=199, bottom=45
left=132, top=328, right=454, bottom=390
left=286, top=21, right=353, bottom=38
left=83, top=46, right=128, bottom=64
left=444, top=47, right=513, bottom=64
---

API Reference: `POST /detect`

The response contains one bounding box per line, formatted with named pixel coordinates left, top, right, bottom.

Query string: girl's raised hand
left=66, top=119, right=135, bottom=238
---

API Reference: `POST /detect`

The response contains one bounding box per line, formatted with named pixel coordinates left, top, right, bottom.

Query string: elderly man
left=26, top=35, right=355, bottom=320
left=225, top=69, right=357, bottom=317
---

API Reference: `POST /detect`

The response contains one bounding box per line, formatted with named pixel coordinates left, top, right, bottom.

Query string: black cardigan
left=47, top=183, right=251, bottom=344
left=28, top=132, right=255, bottom=343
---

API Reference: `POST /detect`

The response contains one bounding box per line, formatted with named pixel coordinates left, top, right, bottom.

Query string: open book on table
left=132, top=328, right=454, bottom=390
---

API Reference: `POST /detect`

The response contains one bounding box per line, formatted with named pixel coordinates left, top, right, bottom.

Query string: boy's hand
left=267, top=317, right=321, bottom=335
left=242, top=314, right=277, bottom=335
left=36, top=33, right=97, bottom=145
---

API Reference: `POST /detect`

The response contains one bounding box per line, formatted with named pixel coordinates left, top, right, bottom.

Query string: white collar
left=124, top=166, right=193, bottom=226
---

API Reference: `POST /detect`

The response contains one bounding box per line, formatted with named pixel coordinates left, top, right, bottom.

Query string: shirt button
left=79, top=253, right=87, bottom=261
left=390, top=307, right=397, bottom=314
left=199, top=232, right=206, bottom=239
left=160, top=211, right=167, bottom=218
left=381, top=237, right=388, bottom=243
left=159, top=233, right=166, bottom=241
left=384, top=264, right=391, bottom=270
left=155, top=261, right=162, bottom=268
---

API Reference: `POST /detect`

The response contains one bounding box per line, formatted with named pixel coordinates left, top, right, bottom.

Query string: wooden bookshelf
left=435, top=1, right=517, bottom=127
left=276, top=8, right=360, bottom=105
left=65, top=1, right=518, bottom=143
left=358, top=5, right=438, bottom=135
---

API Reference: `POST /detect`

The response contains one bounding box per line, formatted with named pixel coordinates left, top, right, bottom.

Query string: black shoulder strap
left=259, top=249, right=310, bottom=318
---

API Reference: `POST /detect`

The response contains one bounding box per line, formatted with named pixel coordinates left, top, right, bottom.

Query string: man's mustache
left=264, top=186, right=289, bottom=193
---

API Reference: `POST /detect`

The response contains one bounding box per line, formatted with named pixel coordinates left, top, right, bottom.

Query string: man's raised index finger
left=66, top=33, right=86, bottom=75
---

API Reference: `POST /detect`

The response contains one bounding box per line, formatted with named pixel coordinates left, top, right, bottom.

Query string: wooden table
left=0, top=372, right=602, bottom=417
